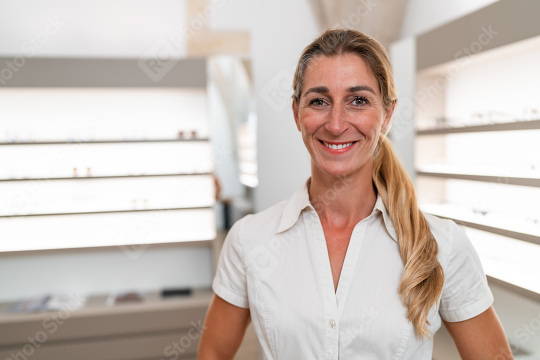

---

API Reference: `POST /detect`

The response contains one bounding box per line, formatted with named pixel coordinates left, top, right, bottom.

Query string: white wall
left=0, top=0, right=187, bottom=58
left=209, top=0, right=317, bottom=212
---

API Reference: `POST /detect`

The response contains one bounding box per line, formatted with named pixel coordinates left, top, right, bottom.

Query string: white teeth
left=323, top=141, right=353, bottom=150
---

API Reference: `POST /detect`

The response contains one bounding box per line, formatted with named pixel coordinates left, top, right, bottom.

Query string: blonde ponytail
left=293, top=28, right=444, bottom=339
left=373, top=135, right=444, bottom=339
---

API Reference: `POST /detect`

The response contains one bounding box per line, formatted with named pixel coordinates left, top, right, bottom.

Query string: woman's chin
left=313, top=159, right=370, bottom=179
left=316, top=165, right=357, bottom=178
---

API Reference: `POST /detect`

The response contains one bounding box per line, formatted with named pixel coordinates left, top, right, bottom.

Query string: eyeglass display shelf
left=416, top=167, right=540, bottom=188
left=461, top=226, right=540, bottom=303
left=0, top=138, right=210, bottom=146
left=420, top=203, right=540, bottom=246
left=0, top=172, right=213, bottom=182
left=487, top=276, right=540, bottom=304
left=416, top=119, right=540, bottom=135
left=0, top=206, right=213, bottom=219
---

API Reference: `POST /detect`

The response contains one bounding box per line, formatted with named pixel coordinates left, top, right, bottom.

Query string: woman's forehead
left=302, top=54, right=380, bottom=94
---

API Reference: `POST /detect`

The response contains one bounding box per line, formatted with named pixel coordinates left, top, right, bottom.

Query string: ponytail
left=373, top=135, right=444, bottom=339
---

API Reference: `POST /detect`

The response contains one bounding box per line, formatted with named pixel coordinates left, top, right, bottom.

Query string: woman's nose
left=325, top=105, right=349, bottom=136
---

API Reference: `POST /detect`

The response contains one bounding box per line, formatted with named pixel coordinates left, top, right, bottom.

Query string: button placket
left=308, top=209, right=340, bottom=360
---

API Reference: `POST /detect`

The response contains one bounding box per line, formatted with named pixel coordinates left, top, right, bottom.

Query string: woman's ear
left=382, top=100, right=396, bottom=133
left=292, top=99, right=301, bottom=131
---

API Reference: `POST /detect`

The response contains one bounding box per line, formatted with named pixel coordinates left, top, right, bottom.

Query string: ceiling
left=308, top=0, right=408, bottom=48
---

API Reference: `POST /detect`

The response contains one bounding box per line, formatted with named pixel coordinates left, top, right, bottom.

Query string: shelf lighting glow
left=464, top=227, right=540, bottom=295
left=0, top=88, right=210, bottom=142
left=0, top=142, right=214, bottom=180
left=0, top=209, right=216, bottom=252
left=0, top=175, right=215, bottom=216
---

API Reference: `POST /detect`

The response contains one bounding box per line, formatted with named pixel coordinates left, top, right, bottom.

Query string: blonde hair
left=292, top=29, right=444, bottom=339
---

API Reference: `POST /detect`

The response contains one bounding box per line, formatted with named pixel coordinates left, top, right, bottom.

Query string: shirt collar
left=277, top=178, right=399, bottom=243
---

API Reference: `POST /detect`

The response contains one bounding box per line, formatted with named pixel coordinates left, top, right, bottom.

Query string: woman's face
left=293, top=53, right=394, bottom=178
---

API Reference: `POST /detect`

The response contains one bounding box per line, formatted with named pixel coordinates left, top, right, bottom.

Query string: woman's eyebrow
left=347, top=85, right=376, bottom=94
left=303, top=85, right=376, bottom=97
left=303, top=86, right=328, bottom=97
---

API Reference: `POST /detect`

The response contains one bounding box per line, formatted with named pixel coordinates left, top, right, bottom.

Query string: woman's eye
left=309, top=98, right=326, bottom=106
left=352, top=96, right=368, bottom=106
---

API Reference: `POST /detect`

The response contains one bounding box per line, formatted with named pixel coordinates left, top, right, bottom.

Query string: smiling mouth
left=320, top=140, right=357, bottom=150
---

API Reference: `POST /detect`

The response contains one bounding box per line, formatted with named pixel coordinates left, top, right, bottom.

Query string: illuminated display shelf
left=0, top=172, right=213, bottom=182
left=416, top=119, right=540, bottom=135
left=416, top=169, right=540, bottom=188
left=420, top=203, right=540, bottom=246
left=0, top=57, right=216, bottom=252
left=0, top=206, right=213, bottom=218
left=409, top=0, right=540, bottom=303
left=0, top=138, right=210, bottom=145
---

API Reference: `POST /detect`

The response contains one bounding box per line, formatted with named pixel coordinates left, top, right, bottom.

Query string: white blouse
left=212, top=179, right=493, bottom=360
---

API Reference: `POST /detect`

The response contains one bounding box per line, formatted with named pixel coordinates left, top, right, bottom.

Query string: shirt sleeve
left=438, top=222, right=494, bottom=322
left=212, top=218, right=249, bottom=309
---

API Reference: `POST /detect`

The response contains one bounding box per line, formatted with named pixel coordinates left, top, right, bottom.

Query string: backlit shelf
left=421, top=204, right=540, bottom=246
left=0, top=208, right=216, bottom=252
left=0, top=172, right=212, bottom=182
left=0, top=138, right=209, bottom=146
left=416, top=119, right=540, bottom=135
left=461, top=227, right=540, bottom=302
left=487, top=276, right=540, bottom=303
left=417, top=170, right=540, bottom=188
left=0, top=206, right=213, bottom=219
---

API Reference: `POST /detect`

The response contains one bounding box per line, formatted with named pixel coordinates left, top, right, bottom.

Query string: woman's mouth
left=320, top=140, right=356, bottom=150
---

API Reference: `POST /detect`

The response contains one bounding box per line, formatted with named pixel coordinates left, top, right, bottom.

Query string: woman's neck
left=308, top=161, right=377, bottom=229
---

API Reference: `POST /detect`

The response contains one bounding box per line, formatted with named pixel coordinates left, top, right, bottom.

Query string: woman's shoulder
left=422, top=211, right=474, bottom=265
left=230, top=199, right=290, bottom=242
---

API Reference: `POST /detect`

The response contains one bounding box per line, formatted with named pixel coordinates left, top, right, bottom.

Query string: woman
left=198, top=29, right=512, bottom=359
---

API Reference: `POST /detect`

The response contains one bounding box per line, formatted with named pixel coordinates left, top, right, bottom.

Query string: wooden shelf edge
left=417, top=171, right=540, bottom=188
left=416, top=120, right=540, bottom=135
left=487, top=276, right=540, bottom=303
left=424, top=212, right=540, bottom=246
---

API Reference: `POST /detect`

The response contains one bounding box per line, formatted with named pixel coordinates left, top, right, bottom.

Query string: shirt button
left=328, top=319, right=336, bottom=328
